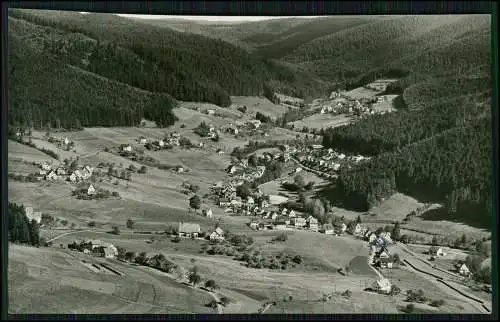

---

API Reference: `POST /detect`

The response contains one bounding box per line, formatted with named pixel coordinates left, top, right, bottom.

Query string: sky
left=113, top=14, right=320, bottom=22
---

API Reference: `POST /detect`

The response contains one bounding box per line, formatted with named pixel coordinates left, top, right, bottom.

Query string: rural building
left=46, top=170, right=58, bottom=181
left=87, top=184, right=96, bottom=195
left=323, top=229, right=335, bottom=235
left=340, top=223, right=347, bottom=234
left=202, top=208, right=213, bottom=219
left=354, top=223, right=362, bottom=235
left=307, top=216, right=319, bottom=232
left=260, top=200, right=269, bottom=209
left=178, top=222, right=201, bottom=238
left=158, top=139, right=165, bottom=147
left=219, top=199, right=231, bottom=207
left=288, top=210, right=296, bottom=218
left=207, top=109, right=215, bottom=115
left=41, top=162, right=52, bottom=171
left=293, top=217, right=307, bottom=228
left=429, top=246, right=446, bottom=257
left=249, top=221, right=259, bottom=230
left=69, top=173, right=77, bottom=183
left=138, top=137, right=147, bottom=144
left=56, top=167, right=67, bottom=175
left=209, top=227, right=225, bottom=241
left=274, top=221, right=287, bottom=230
left=372, top=278, right=392, bottom=294
left=369, top=233, right=377, bottom=243
left=83, top=249, right=90, bottom=254
left=247, top=197, right=255, bottom=206
left=271, top=213, right=278, bottom=221
left=122, top=144, right=133, bottom=152
left=458, top=263, right=471, bottom=277
left=249, top=120, right=261, bottom=129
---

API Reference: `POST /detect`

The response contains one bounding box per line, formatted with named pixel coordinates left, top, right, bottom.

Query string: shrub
left=111, top=226, right=120, bottom=235
left=404, top=304, right=415, bottom=313
left=272, top=233, right=288, bottom=242
left=430, top=299, right=445, bottom=307
left=171, top=236, right=181, bottom=243
left=292, top=255, right=302, bottom=264
left=88, top=221, right=96, bottom=227
left=126, top=219, right=134, bottom=229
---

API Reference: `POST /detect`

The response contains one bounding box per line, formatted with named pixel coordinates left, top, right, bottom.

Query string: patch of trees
left=255, top=112, right=273, bottom=124
left=8, top=202, right=41, bottom=247
left=72, top=186, right=120, bottom=200
left=194, top=121, right=211, bottom=137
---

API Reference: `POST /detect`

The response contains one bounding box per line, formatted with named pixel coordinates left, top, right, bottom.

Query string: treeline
left=8, top=18, right=178, bottom=130
left=8, top=9, right=328, bottom=111
left=8, top=202, right=41, bottom=246
left=335, top=116, right=492, bottom=227
left=322, top=95, right=487, bottom=156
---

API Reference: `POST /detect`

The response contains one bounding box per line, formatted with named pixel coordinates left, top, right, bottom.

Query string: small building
left=46, top=170, right=58, bottom=181
left=209, top=227, right=225, bottom=241
left=274, top=221, right=287, bottom=230
left=83, top=249, right=91, bottom=254
left=249, top=222, right=259, bottom=230
left=207, top=109, right=215, bottom=115
left=176, top=167, right=184, bottom=173
left=25, top=207, right=42, bottom=224
left=458, top=263, right=471, bottom=277
left=372, top=278, right=392, bottom=294
left=307, top=216, right=319, bottom=232
left=324, top=229, right=335, bottom=235
left=293, top=217, right=307, bottom=228
left=56, top=167, right=67, bottom=176
left=271, top=213, right=278, bottom=221
left=354, top=223, right=362, bottom=235
left=288, top=210, right=296, bottom=218
left=429, top=246, right=446, bottom=257
left=203, top=208, right=213, bottom=219
left=247, top=197, right=255, bottom=206
left=41, top=162, right=52, bottom=171
left=178, top=222, right=201, bottom=238
left=87, top=184, right=96, bottom=196
left=69, top=173, right=77, bottom=183
left=369, top=233, right=377, bottom=243
left=122, top=144, right=133, bottom=152
left=139, top=137, right=147, bottom=144
left=219, top=199, right=231, bottom=207
left=340, top=223, right=347, bottom=234
left=217, top=149, right=225, bottom=155
left=158, top=139, right=165, bottom=147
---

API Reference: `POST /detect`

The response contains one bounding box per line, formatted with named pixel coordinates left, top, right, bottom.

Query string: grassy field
left=289, top=113, right=352, bottom=130
left=230, top=96, right=288, bottom=120
left=8, top=244, right=214, bottom=314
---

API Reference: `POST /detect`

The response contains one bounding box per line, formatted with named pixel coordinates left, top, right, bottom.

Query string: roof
left=178, top=222, right=201, bottom=233
left=103, top=248, right=115, bottom=257
left=215, top=227, right=224, bottom=236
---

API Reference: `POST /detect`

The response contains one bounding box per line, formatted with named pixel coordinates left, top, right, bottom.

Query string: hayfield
left=8, top=244, right=214, bottom=314
left=289, top=113, right=352, bottom=130
left=230, top=96, right=288, bottom=120
left=8, top=139, right=58, bottom=164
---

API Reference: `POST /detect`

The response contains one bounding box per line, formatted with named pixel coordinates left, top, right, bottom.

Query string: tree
left=138, top=165, right=148, bottom=174
left=135, top=252, right=147, bottom=265
left=88, top=221, right=96, bottom=227
left=204, top=279, right=219, bottom=291
left=294, top=174, right=306, bottom=189
left=220, top=296, right=231, bottom=307
left=126, top=219, right=134, bottom=229
left=460, top=233, right=467, bottom=245
left=189, top=195, right=201, bottom=213
left=356, top=215, right=362, bottom=224
left=431, top=236, right=438, bottom=246
left=391, top=222, right=401, bottom=241
left=236, top=183, right=251, bottom=200
left=111, top=226, right=120, bottom=235
left=248, top=154, right=258, bottom=167
left=188, top=267, right=201, bottom=286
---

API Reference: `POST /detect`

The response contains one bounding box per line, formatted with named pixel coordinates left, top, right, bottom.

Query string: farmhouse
left=209, top=227, right=225, bottom=241
left=41, top=162, right=52, bottom=171
left=372, top=278, right=392, bottom=294
left=368, top=233, right=377, bottom=243
left=249, top=120, right=262, bottom=129
left=288, top=209, right=296, bottom=218
left=340, top=223, right=347, bottom=234
left=307, top=216, right=319, bottom=232
left=429, top=246, right=446, bottom=257
left=354, top=223, right=362, bottom=235
left=87, top=184, right=96, bottom=195
left=46, top=170, right=58, bottom=181
left=457, top=263, right=472, bottom=277
left=219, top=199, right=231, bottom=207
left=207, top=109, right=215, bottom=115
left=121, top=144, right=133, bottom=152
left=293, top=217, right=307, bottom=228
left=202, top=208, right=213, bottom=219
left=178, top=222, right=201, bottom=238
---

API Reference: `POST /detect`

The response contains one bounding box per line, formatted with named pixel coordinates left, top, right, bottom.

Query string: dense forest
left=8, top=202, right=41, bottom=246
left=332, top=115, right=492, bottom=227
left=8, top=9, right=329, bottom=128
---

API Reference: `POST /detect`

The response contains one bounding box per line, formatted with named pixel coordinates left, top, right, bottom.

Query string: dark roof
left=178, top=222, right=201, bottom=233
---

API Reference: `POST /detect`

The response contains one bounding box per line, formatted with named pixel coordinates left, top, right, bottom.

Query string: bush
left=292, top=254, right=302, bottom=264
left=126, top=219, right=134, bottom=229
left=88, top=221, right=96, bottom=227
left=404, top=303, right=415, bottom=313
left=430, top=299, right=445, bottom=307
left=171, top=236, right=181, bottom=243
left=272, top=233, right=288, bottom=242
left=111, top=226, right=120, bottom=235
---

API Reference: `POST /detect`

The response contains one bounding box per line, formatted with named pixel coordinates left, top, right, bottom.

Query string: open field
left=230, top=96, right=288, bottom=120
left=289, top=113, right=352, bottom=130
left=8, top=244, right=214, bottom=314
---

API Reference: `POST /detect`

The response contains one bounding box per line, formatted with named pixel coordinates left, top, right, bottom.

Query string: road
left=394, top=242, right=490, bottom=313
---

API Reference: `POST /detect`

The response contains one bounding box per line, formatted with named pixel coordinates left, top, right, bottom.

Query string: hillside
left=8, top=9, right=329, bottom=125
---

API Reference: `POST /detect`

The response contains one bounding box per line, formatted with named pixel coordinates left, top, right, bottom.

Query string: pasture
left=289, top=113, right=352, bottom=130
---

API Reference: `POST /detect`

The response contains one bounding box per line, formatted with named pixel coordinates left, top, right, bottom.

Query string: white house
left=288, top=210, right=296, bottom=218
left=210, top=227, right=225, bottom=241
left=354, top=223, right=362, bottom=235
left=207, top=109, right=215, bottom=115
left=122, top=145, right=133, bottom=152
left=158, top=139, right=165, bottom=147
left=372, top=278, right=392, bottom=294
left=24, top=207, right=42, bottom=224
left=458, top=263, right=471, bottom=277
left=340, top=223, right=347, bottom=234
left=139, top=138, right=147, bottom=144
left=295, top=167, right=302, bottom=173
left=87, top=184, right=96, bottom=195
left=369, top=233, right=377, bottom=243
left=69, top=173, right=77, bottom=183
left=203, top=208, right=213, bottom=219
left=41, top=162, right=52, bottom=171
left=46, top=170, right=58, bottom=181
left=247, top=197, right=255, bottom=206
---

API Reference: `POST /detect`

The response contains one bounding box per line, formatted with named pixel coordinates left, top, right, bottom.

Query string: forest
left=333, top=115, right=492, bottom=228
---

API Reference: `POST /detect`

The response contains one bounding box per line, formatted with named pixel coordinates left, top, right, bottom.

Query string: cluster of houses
left=248, top=209, right=320, bottom=232
left=312, top=90, right=390, bottom=117
left=121, top=133, right=184, bottom=153
left=48, top=135, right=74, bottom=150
left=294, top=146, right=370, bottom=175
left=226, top=163, right=266, bottom=182
left=33, top=161, right=94, bottom=183
left=68, top=239, right=119, bottom=258
left=177, top=221, right=226, bottom=242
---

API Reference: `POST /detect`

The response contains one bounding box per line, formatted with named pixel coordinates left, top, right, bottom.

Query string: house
left=178, top=222, right=201, bottom=238
left=379, top=251, right=390, bottom=259
left=293, top=217, right=307, bottom=228
left=83, top=249, right=90, bottom=254
left=226, top=165, right=238, bottom=175
left=87, top=184, right=96, bottom=195
left=312, top=144, right=323, bottom=150
left=209, top=227, right=225, bottom=241
left=203, top=208, right=213, bottom=219
left=81, top=169, right=91, bottom=180
left=139, top=137, right=147, bottom=144
left=288, top=210, right=296, bottom=218
left=369, top=233, right=377, bottom=243
left=39, top=169, right=48, bottom=176
left=176, top=167, right=184, bottom=173
left=372, top=278, right=392, bottom=294
left=122, top=144, right=133, bottom=152
left=281, top=208, right=288, bottom=216
left=69, top=173, right=77, bottom=183
left=158, top=139, right=165, bottom=147
left=46, top=170, right=58, bottom=181
left=41, top=162, right=52, bottom=171
left=219, top=199, right=231, bottom=207
left=207, top=109, right=215, bottom=115
left=274, top=221, right=287, bottom=230
left=458, top=263, right=471, bottom=277
left=307, top=216, right=319, bottom=232
left=354, top=223, right=362, bottom=235
left=260, top=200, right=269, bottom=209
left=249, top=221, right=259, bottom=230
left=56, top=167, right=67, bottom=176
left=429, top=246, right=446, bottom=257
left=271, top=213, right=278, bottom=221
left=323, top=229, right=335, bottom=235
left=249, top=120, right=261, bottom=129
left=247, top=197, right=255, bottom=206
left=216, top=149, right=225, bottom=155
left=340, top=223, right=347, bottom=234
